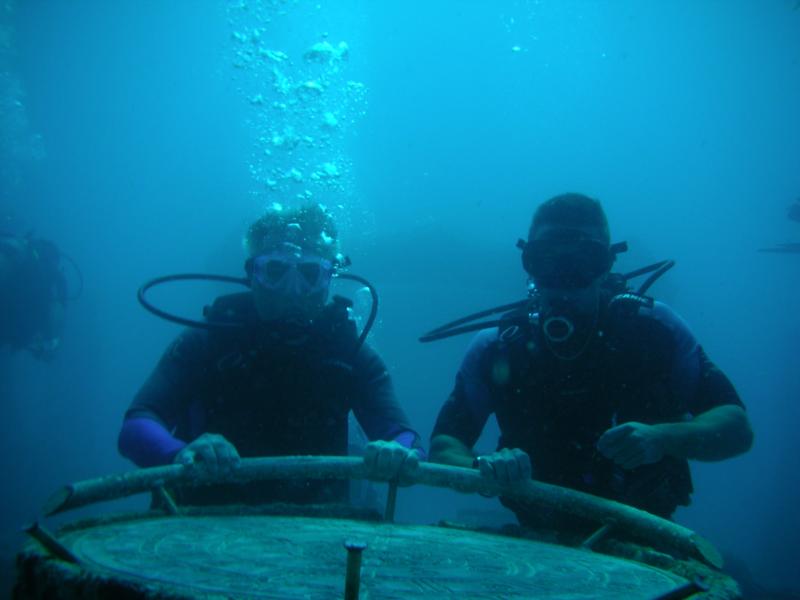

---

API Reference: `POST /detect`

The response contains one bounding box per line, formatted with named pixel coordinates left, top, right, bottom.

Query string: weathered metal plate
left=60, top=515, right=687, bottom=599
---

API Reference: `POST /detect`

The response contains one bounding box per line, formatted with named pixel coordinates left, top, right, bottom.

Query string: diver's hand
left=363, top=440, right=421, bottom=485
left=597, top=422, right=665, bottom=470
left=476, top=448, right=532, bottom=483
left=174, top=433, right=241, bottom=477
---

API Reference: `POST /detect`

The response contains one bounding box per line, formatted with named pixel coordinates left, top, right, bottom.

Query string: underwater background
left=1, top=0, right=798, bottom=596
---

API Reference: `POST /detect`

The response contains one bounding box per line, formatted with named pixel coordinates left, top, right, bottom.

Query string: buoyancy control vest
left=175, top=292, right=361, bottom=506
left=487, top=292, right=693, bottom=521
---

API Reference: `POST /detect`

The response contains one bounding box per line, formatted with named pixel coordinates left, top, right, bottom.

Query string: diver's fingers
left=598, top=435, right=634, bottom=457
left=493, top=456, right=511, bottom=483
left=176, top=447, right=196, bottom=465
left=391, top=445, right=411, bottom=476
left=598, top=424, right=635, bottom=451
left=477, top=456, right=496, bottom=480
left=515, top=450, right=533, bottom=480
left=392, top=446, right=410, bottom=474
left=214, top=439, right=241, bottom=471
left=229, top=442, right=242, bottom=466
left=193, top=442, right=219, bottom=474
left=402, top=449, right=421, bottom=473
left=600, top=439, right=634, bottom=461
left=505, top=453, right=521, bottom=481
left=375, top=445, right=400, bottom=477
left=614, top=446, right=644, bottom=468
left=598, top=434, right=639, bottom=459
left=363, top=442, right=379, bottom=470
left=620, top=452, right=647, bottom=470
left=364, top=441, right=407, bottom=479
left=398, top=449, right=421, bottom=487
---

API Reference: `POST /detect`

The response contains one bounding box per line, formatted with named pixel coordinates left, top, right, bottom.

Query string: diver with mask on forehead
left=427, top=193, right=753, bottom=530
left=119, top=204, right=423, bottom=507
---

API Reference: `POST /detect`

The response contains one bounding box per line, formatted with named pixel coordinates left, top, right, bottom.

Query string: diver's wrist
left=653, top=422, right=693, bottom=459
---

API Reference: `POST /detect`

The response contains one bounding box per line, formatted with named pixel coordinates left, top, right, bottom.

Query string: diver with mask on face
left=426, top=193, right=753, bottom=531
left=118, top=204, right=423, bottom=507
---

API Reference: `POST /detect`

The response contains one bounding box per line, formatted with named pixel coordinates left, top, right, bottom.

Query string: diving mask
left=249, top=248, right=334, bottom=297
left=520, top=233, right=614, bottom=289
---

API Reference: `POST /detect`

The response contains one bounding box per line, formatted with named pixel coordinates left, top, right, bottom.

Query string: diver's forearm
left=118, top=416, right=186, bottom=468
left=657, top=406, right=753, bottom=461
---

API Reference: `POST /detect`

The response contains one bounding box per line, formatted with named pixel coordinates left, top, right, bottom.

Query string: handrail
left=42, top=456, right=722, bottom=568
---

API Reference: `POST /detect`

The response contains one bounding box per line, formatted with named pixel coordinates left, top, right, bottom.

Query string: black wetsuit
left=432, top=300, right=744, bottom=527
left=121, top=293, right=419, bottom=506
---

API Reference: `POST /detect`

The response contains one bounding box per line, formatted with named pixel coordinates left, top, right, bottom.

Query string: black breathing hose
left=334, top=272, right=378, bottom=352
left=419, top=259, right=676, bottom=343
left=137, top=274, right=250, bottom=330
left=137, top=272, right=380, bottom=351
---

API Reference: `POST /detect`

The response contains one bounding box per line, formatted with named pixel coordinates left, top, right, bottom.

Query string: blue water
left=1, top=1, right=798, bottom=596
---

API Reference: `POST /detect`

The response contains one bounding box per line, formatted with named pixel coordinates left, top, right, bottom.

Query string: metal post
left=650, top=577, right=709, bottom=600
left=23, top=522, right=79, bottom=564
left=343, top=540, right=367, bottom=600
left=581, top=523, right=612, bottom=550
left=384, top=481, right=398, bottom=523
left=153, top=486, right=180, bottom=515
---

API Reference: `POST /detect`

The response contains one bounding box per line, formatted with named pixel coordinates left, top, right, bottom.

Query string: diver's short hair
left=245, top=204, right=340, bottom=259
left=529, top=193, right=610, bottom=244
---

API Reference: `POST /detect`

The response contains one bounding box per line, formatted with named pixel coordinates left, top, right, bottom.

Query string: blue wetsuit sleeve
left=431, top=328, right=497, bottom=448
left=351, top=343, right=423, bottom=452
left=118, top=417, right=187, bottom=467
left=648, top=302, right=745, bottom=415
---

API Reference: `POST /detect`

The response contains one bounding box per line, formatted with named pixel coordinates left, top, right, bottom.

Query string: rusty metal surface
left=55, top=514, right=688, bottom=599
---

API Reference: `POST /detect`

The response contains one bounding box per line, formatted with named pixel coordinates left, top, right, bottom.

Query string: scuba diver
left=758, top=198, right=800, bottom=253
left=0, top=232, right=73, bottom=360
left=118, top=204, right=423, bottom=506
left=426, top=193, right=753, bottom=531
left=789, top=198, right=800, bottom=223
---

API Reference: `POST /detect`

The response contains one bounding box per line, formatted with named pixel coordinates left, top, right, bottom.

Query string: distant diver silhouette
left=758, top=200, right=800, bottom=253
left=758, top=242, right=800, bottom=254
left=788, top=199, right=800, bottom=223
